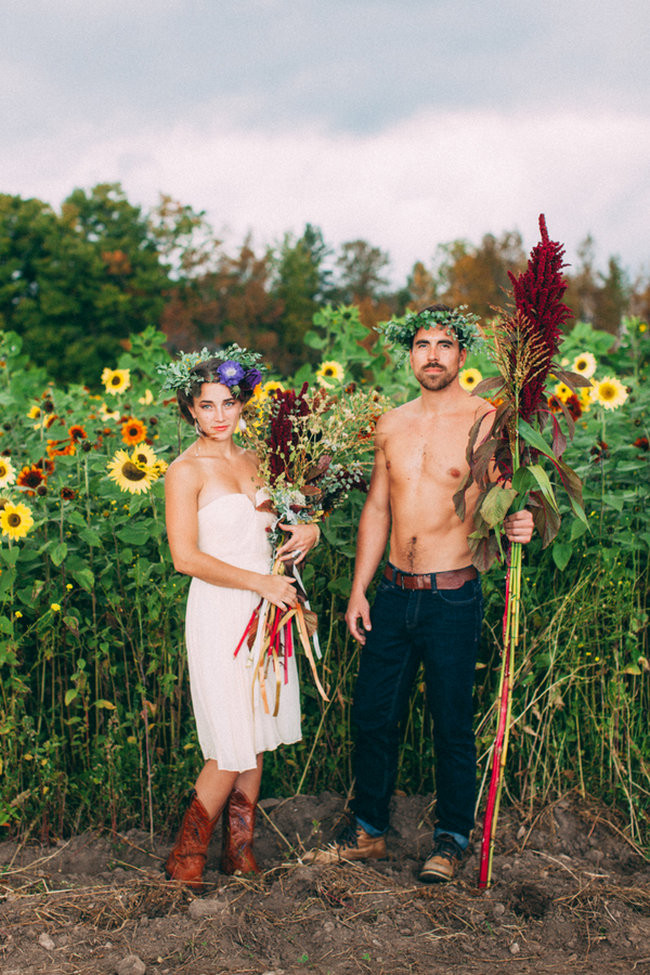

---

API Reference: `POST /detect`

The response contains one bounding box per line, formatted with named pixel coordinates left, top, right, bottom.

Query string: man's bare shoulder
left=374, top=400, right=419, bottom=445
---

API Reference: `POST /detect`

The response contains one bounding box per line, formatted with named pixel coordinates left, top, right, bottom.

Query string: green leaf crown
left=377, top=306, right=483, bottom=354
left=157, top=344, right=266, bottom=396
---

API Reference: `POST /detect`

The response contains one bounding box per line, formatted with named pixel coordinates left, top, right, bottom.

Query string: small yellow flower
left=459, top=367, right=483, bottom=392
left=0, top=457, right=16, bottom=487
left=578, top=386, right=593, bottom=412
left=101, top=367, right=131, bottom=395
left=571, top=351, right=597, bottom=379
left=554, top=382, right=573, bottom=402
left=14, top=610, right=23, bottom=619
left=316, top=360, right=345, bottom=388
left=66, top=583, right=73, bottom=590
left=138, top=389, right=154, bottom=405
left=50, top=603, right=61, bottom=613
left=27, top=405, right=42, bottom=420
left=639, top=322, right=647, bottom=333
left=99, top=402, right=121, bottom=421
left=0, top=501, right=34, bottom=540
left=593, top=376, right=628, bottom=410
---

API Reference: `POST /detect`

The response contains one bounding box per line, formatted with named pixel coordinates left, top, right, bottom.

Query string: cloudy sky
left=2, top=0, right=649, bottom=284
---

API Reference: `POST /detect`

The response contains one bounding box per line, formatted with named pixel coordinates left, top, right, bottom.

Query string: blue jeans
left=350, top=567, right=483, bottom=843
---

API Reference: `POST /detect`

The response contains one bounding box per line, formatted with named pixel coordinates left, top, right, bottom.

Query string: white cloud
left=2, top=106, right=648, bottom=282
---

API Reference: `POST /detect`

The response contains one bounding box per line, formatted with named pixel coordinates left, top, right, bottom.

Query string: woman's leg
left=194, top=759, right=239, bottom=818
left=221, top=754, right=264, bottom=875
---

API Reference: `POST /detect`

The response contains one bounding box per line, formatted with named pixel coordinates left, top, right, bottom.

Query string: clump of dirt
left=1, top=793, right=649, bottom=974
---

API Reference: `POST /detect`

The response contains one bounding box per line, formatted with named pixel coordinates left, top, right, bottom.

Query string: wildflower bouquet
left=453, top=215, right=589, bottom=888
left=235, top=381, right=384, bottom=715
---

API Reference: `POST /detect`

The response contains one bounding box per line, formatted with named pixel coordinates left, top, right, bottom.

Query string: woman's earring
left=194, top=418, right=203, bottom=437
left=238, top=417, right=247, bottom=432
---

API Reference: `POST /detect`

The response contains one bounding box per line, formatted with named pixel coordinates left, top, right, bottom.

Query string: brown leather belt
left=384, top=563, right=478, bottom=591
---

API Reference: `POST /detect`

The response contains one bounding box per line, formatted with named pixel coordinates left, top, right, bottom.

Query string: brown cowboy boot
left=220, top=788, right=260, bottom=875
left=165, top=790, right=218, bottom=892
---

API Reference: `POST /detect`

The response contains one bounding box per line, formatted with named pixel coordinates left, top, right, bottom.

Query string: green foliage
left=0, top=309, right=648, bottom=849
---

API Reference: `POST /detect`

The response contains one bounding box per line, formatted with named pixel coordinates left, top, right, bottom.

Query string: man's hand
left=504, top=509, right=534, bottom=544
left=345, top=590, right=372, bottom=644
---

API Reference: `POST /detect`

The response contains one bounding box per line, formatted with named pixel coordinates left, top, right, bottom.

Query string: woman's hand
left=276, top=522, right=321, bottom=564
left=258, top=573, right=298, bottom=611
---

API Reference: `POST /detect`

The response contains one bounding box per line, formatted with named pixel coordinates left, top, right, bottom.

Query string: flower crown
left=377, top=306, right=483, bottom=354
left=157, top=344, right=266, bottom=397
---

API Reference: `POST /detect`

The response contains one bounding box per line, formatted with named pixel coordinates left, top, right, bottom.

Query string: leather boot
left=220, top=788, right=260, bottom=875
left=165, top=790, right=217, bottom=892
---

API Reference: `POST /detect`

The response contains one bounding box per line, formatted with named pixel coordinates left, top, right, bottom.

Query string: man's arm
left=345, top=421, right=391, bottom=644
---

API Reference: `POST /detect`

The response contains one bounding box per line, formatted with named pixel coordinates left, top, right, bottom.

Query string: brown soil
left=1, top=793, right=649, bottom=975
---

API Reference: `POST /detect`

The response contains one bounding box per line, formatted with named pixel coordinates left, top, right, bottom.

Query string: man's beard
left=415, top=364, right=457, bottom=391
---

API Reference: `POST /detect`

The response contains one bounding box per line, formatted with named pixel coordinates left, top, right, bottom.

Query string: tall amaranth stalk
left=453, top=214, right=588, bottom=888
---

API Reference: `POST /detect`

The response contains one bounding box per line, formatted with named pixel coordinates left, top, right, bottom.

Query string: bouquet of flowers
left=235, top=381, right=385, bottom=715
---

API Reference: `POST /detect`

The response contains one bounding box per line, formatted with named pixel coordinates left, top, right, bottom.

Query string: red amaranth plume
left=268, top=382, right=310, bottom=484
left=507, top=214, right=573, bottom=420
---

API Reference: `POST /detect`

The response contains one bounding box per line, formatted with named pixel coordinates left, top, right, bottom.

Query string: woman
left=163, top=351, right=319, bottom=890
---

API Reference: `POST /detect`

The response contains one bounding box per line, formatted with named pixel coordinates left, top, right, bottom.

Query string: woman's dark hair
left=176, top=357, right=255, bottom=426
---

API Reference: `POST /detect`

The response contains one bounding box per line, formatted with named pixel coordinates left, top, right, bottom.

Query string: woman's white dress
left=185, top=490, right=301, bottom=771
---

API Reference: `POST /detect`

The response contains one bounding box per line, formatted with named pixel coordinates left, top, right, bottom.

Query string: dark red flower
left=508, top=214, right=573, bottom=420
left=633, top=436, right=649, bottom=451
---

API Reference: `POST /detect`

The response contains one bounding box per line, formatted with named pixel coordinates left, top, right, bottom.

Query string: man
left=312, top=305, right=533, bottom=882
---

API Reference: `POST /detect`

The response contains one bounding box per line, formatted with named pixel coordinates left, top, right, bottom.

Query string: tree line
left=1, top=183, right=647, bottom=384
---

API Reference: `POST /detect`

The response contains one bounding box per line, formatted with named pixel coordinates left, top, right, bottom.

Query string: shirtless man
left=312, top=305, right=533, bottom=882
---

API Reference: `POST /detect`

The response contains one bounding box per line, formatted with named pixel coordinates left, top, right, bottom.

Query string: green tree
left=271, top=224, right=333, bottom=371
left=333, top=239, right=391, bottom=303
left=594, top=256, right=630, bottom=335
left=0, top=185, right=170, bottom=384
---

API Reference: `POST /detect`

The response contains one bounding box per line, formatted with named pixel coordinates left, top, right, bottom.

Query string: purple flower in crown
left=244, top=367, right=263, bottom=389
left=217, top=360, right=245, bottom=386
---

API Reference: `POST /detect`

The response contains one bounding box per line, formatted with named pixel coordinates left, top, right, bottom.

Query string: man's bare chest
left=384, top=430, right=469, bottom=491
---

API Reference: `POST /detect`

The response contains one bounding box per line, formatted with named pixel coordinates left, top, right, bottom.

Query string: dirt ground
left=1, top=793, right=649, bottom=975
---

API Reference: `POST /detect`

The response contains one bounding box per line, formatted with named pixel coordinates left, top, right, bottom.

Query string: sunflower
left=316, top=360, right=345, bottom=388
left=138, top=389, right=154, bottom=405
left=46, top=439, right=76, bottom=459
left=565, top=394, right=582, bottom=419
left=553, top=382, right=573, bottom=402
left=107, top=449, right=155, bottom=494
left=0, top=457, right=16, bottom=487
left=27, top=405, right=42, bottom=420
left=68, top=425, right=88, bottom=441
left=101, top=367, right=131, bottom=395
left=60, top=487, right=77, bottom=500
left=578, top=384, right=594, bottom=412
left=0, top=501, right=34, bottom=540
left=99, top=402, right=121, bottom=421
left=459, top=367, right=483, bottom=392
left=592, top=376, right=628, bottom=411
left=16, top=465, right=47, bottom=494
left=130, top=443, right=157, bottom=468
left=571, top=351, right=597, bottom=379
left=121, top=417, right=147, bottom=446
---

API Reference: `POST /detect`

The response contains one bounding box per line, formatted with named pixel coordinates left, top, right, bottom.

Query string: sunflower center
left=8, top=513, right=20, bottom=526
left=111, top=376, right=121, bottom=386
left=601, top=385, right=615, bottom=400
left=123, top=462, right=147, bottom=481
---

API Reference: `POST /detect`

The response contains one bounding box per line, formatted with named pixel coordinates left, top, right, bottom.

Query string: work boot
left=419, top=833, right=464, bottom=883
left=307, top=817, right=387, bottom=864
left=165, top=790, right=218, bottom=892
left=220, top=788, right=260, bottom=875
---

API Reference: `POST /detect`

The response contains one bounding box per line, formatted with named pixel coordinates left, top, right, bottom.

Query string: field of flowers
left=0, top=309, right=647, bottom=847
